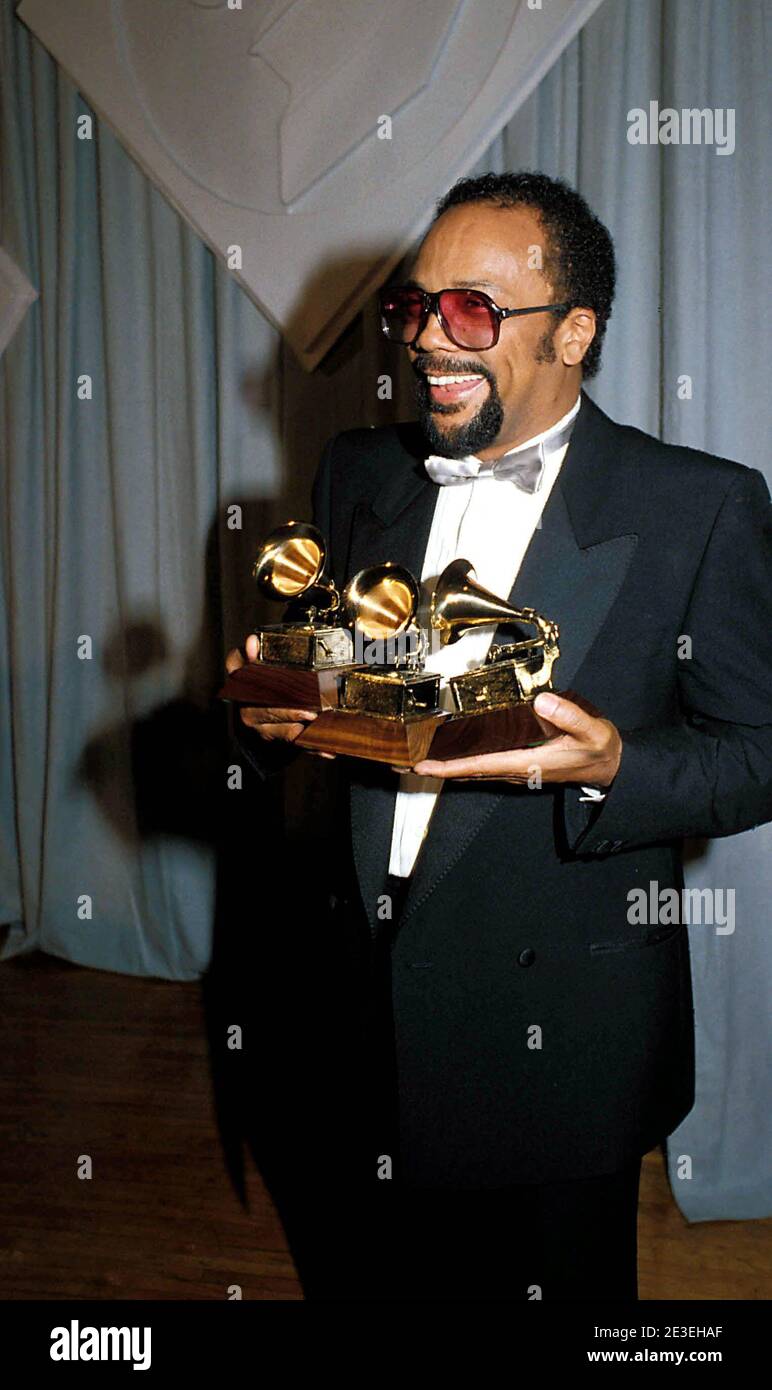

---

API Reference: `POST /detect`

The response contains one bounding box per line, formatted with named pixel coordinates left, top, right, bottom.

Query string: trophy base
left=218, top=663, right=344, bottom=711
left=295, top=708, right=449, bottom=767
left=427, top=690, right=600, bottom=760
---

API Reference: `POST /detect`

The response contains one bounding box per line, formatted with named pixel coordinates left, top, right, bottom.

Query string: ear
left=559, top=308, right=596, bottom=368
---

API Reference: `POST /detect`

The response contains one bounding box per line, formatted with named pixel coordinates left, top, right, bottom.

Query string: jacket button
left=517, top=948, right=536, bottom=968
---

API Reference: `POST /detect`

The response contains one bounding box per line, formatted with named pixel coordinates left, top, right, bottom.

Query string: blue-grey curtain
left=1, top=0, right=769, bottom=1219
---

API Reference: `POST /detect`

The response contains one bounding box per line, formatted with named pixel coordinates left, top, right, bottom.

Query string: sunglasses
left=379, top=285, right=570, bottom=351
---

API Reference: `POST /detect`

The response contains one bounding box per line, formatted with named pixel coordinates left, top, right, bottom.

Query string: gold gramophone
left=425, top=559, right=595, bottom=759
left=296, top=561, right=449, bottom=765
left=432, top=559, right=559, bottom=710
left=253, top=521, right=353, bottom=668
left=219, top=520, right=357, bottom=711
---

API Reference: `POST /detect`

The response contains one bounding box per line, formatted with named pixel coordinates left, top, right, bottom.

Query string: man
left=226, top=173, right=772, bottom=1301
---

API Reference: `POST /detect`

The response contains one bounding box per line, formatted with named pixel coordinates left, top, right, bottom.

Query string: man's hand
left=411, top=691, right=623, bottom=785
left=225, top=635, right=331, bottom=751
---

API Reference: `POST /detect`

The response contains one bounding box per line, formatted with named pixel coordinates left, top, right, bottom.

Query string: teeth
left=426, top=374, right=484, bottom=385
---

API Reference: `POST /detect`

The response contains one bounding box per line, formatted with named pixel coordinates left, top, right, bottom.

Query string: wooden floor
left=0, top=951, right=769, bottom=1301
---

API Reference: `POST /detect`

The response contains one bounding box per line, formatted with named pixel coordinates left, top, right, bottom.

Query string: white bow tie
left=424, top=412, right=577, bottom=492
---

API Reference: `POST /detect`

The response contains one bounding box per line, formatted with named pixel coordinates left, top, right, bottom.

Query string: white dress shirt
left=388, top=395, right=583, bottom=878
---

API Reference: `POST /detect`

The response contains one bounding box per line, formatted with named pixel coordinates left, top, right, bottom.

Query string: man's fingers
left=412, top=697, right=598, bottom=776
left=240, top=706, right=318, bottom=725
left=413, top=750, right=536, bottom=779
left=238, top=708, right=319, bottom=740
left=225, top=647, right=245, bottom=674
left=533, top=691, right=595, bottom=738
left=226, top=635, right=260, bottom=673
left=240, top=718, right=306, bottom=741
left=262, top=723, right=305, bottom=741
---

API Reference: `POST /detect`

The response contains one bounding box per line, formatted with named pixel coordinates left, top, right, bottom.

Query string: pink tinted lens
left=440, top=290, right=496, bottom=348
left=382, top=289, right=425, bottom=341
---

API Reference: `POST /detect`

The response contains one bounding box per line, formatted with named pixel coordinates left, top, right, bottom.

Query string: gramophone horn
left=252, top=521, right=328, bottom=601
left=431, top=558, right=528, bottom=645
left=341, top=562, right=419, bottom=640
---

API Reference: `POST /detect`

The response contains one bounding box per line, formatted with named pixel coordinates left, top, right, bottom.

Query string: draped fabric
left=1, top=0, right=769, bottom=1217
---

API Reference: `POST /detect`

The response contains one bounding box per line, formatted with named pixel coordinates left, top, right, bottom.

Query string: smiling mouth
left=422, top=373, right=488, bottom=407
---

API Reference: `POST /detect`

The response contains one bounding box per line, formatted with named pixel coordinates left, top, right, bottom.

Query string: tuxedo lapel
left=509, top=478, right=638, bottom=691
left=348, top=395, right=640, bottom=934
left=345, top=472, right=436, bottom=581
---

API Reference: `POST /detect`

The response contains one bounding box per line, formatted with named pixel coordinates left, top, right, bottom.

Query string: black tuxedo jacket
left=237, top=393, right=772, bottom=1189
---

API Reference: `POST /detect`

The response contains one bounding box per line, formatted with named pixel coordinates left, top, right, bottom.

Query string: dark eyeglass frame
left=378, top=285, right=571, bottom=351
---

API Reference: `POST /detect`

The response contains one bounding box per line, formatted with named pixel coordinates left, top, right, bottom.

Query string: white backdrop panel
left=17, top=0, right=604, bottom=367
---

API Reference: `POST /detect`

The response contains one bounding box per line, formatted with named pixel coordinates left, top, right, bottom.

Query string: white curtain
left=1, top=0, right=769, bottom=1218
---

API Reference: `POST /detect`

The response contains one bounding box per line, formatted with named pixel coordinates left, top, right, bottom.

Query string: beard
left=413, top=370, right=504, bottom=459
